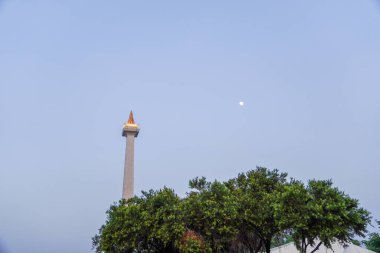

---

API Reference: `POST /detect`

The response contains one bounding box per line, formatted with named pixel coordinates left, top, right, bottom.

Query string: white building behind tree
left=271, top=242, right=375, bottom=253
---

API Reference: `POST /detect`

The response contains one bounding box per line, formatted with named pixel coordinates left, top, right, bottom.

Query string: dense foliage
left=363, top=221, right=380, bottom=253
left=93, top=167, right=371, bottom=253
left=275, top=179, right=371, bottom=253
left=93, top=188, right=184, bottom=253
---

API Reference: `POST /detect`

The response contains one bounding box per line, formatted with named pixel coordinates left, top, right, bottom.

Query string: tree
left=277, top=179, right=371, bottom=253
left=226, top=167, right=288, bottom=253
left=274, top=179, right=314, bottom=253
left=182, top=177, right=238, bottom=253
left=93, top=169, right=371, bottom=253
left=363, top=221, right=380, bottom=253
left=92, top=198, right=142, bottom=253
left=93, top=187, right=185, bottom=253
left=351, top=239, right=361, bottom=246
left=179, top=230, right=208, bottom=253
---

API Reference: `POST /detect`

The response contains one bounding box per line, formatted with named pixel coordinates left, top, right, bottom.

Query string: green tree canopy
left=363, top=221, right=380, bottom=253
left=183, top=177, right=238, bottom=253
left=93, top=168, right=371, bottom=253
left=275, top=179, right=371, bottom=253
left=93, top=187, right=184, bottom=253
left=226, top=167, right=288, bottom=253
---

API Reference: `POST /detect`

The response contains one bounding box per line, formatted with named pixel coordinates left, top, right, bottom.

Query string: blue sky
left=0, top=1, right=379, bottom=253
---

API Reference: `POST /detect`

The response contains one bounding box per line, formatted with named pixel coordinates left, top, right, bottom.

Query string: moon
left=239, top=101, right=244, bottom=106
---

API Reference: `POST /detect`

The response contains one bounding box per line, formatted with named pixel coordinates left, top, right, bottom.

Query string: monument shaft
left=123, top=133, right=135, bottom=200
left=122, top=111, right=139, bottom=200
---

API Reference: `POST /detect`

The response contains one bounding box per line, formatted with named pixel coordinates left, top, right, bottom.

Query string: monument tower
left=122, top=111, right=140, bottom=200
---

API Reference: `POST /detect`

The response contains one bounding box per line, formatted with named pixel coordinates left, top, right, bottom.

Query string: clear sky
left=0, top=1, right=379, bottom=253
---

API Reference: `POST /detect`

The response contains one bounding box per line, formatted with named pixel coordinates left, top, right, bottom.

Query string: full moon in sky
left=239, top=101, right=244, bottom=106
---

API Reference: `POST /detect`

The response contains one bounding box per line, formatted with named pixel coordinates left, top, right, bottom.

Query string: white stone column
left=122, top=111, right=139, bottom=201
left=123, top=133, right=135, bottom=200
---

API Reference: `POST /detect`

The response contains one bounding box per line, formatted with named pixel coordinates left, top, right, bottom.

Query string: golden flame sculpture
left=127, top=111, right=135, bottom=125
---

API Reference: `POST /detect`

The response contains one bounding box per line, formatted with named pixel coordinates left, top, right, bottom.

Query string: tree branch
left=310, top=242, right=323, bottom=253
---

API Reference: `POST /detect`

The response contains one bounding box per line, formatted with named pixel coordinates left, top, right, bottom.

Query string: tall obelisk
left=122, top=111, right=140, bottom=200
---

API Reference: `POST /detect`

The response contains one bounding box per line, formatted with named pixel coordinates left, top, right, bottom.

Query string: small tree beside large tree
left=363, top=221, right=380, bottom=253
